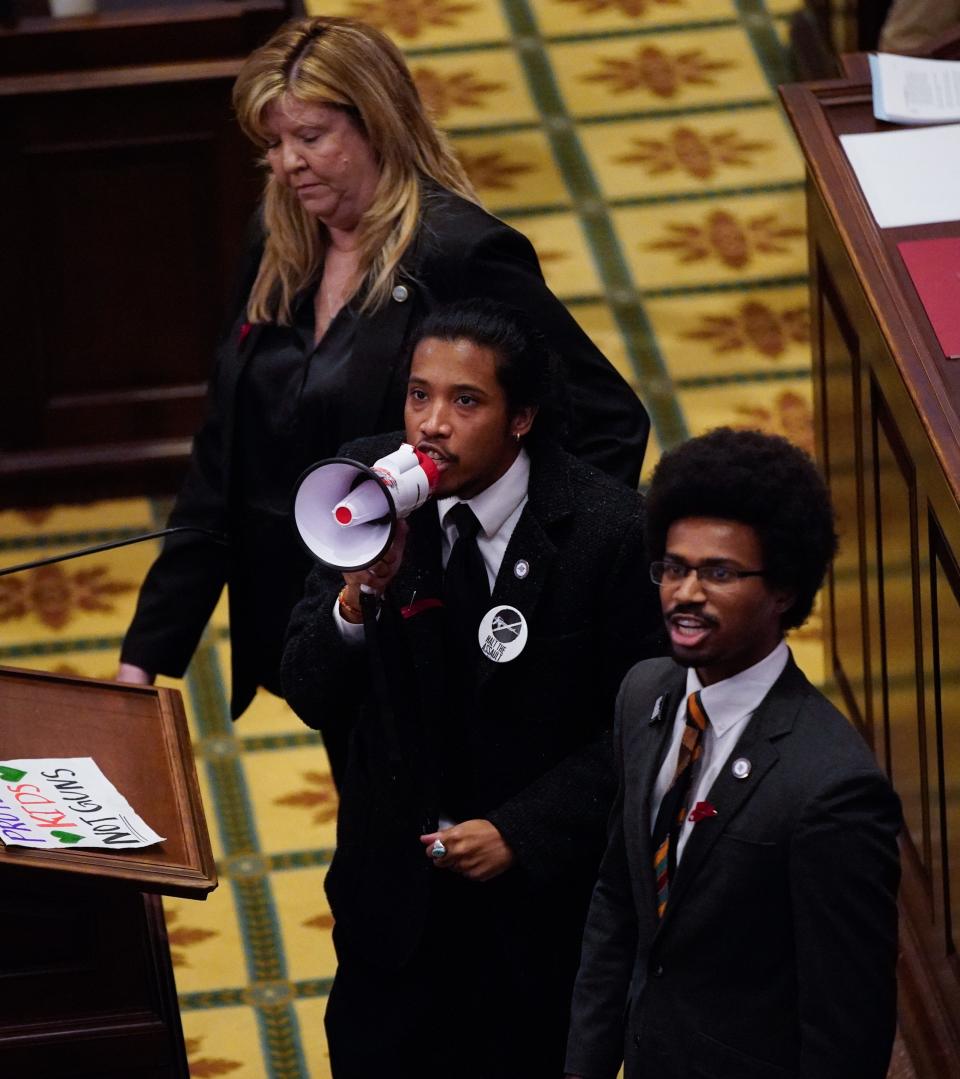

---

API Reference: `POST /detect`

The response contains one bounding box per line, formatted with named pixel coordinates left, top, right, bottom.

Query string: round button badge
left=477, top=605, right=528, bottom=663
left=732, top=757, right=752, bottom=780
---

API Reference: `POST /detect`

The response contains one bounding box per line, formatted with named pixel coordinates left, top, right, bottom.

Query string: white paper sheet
left=839, top=124, right=960, bottom=229
left=870, top=53, right=960, bottom=125
left=0, top=758, right=165, bottom=849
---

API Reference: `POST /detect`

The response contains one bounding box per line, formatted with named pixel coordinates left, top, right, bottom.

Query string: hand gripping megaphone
left=292, top=443, right=440, bottom=571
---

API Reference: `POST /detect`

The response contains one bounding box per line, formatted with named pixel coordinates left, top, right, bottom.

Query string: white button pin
left=732, top=757, right=751, bottom=780
left=513, top=559, right=529, bottom=579
left=392, top=284, right=409, bottom=302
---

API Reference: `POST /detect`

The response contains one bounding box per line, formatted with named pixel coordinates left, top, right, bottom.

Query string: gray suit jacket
left=565, top=655, right=902, bottom=1079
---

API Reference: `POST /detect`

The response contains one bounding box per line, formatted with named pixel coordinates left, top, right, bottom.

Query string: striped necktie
left=652, top=691, right=710, bottom=918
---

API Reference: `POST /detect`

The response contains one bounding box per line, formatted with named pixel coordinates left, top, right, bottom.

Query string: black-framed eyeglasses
left=650, top=560, right=767, bottom=588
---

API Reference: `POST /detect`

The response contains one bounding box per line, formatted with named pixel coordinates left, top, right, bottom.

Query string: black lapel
left=474, top=445, right=573, bottom=693
left=341, top=287, right=417, bottom=438
left=658, top=658, right=808, bottom=927
left=219, top=320, right=263, bottom=499
left=626, top=670, right=688, bottom=913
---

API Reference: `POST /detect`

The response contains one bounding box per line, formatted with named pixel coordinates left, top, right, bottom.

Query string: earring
left=514, top=432, right=521, bottom=443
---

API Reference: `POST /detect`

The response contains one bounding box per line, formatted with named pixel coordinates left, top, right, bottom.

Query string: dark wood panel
left=931, top=527, right=960, bottom=961
left=873, top=391, right=928, bottom=867
left=818, top=252, right=872, bottom=740
left=0, top=886, right=188, bottom=1076
left=0, top=62, right=262, bottom=505
left=0, top=1, right=288, bottom=75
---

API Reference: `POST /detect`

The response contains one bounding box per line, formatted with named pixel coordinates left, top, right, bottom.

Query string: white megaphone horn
left=292, top=443, right=440, bottom=571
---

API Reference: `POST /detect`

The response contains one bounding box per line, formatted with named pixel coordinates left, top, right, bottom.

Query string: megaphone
left=293, top=443, right=440, bottom=571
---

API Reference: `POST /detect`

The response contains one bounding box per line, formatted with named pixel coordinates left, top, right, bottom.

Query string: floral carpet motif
left=2, top=2, right=895, bottom=1076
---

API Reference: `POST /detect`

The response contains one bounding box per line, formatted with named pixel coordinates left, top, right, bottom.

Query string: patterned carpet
left=0, top=2, right=846, bottom=1076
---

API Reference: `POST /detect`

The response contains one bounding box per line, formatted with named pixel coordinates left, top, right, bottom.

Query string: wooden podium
left=0, top=665, right=216, bottom=1077
left=781, top=61, right=960, bottom=1077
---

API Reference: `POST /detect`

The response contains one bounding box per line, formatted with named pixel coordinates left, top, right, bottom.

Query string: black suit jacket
left=281, top=434, right=662, bottom=970
left=565, top=656, right=902, bottom=1079
left=121, top=184, right=649, bottom=718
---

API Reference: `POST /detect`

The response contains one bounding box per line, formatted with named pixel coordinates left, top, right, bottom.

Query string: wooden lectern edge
left=0, top=848, right=217, bottom=901
left=779, top=81, right=960, bottom=496
left=153, top=683, right=219, bottom=891
left=0, top=666, right=218, bottom=900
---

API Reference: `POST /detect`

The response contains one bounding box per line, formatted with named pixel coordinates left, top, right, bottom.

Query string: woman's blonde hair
left=233, top=17, right=478, bottom=323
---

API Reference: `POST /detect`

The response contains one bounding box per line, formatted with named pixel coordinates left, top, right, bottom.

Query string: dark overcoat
left=564, top=656, right=902, bottom=1079
left=281, top=433, right=663, bottom=971
left=121, top=183, right=649, bottom=718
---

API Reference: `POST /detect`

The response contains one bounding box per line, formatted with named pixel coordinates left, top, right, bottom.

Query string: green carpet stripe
left=733, top=0, right=796, bottom=89
left=529, top=19, right=740, bottom=44
left=0, top=527, right=154, bottom=552
left=0, top=636, right=123, bottom=658
left=260, top=849, right=336, bottom=872
left=500, top=0, right=689, bottom=451
left=640, top=273, right=808, bottom=298
left=179, top=988, right=248, bottom=1010
left=607, top=180, right=803, bottom=208
left=238, top=731, right=327, bottom=752
left=179, top=977, right=336, bottom=1012
left=447, top=101, right=787, bottom=137
left=184, top=645, right=309, bottom=1075
left=291, top=977, right=336, bottom=999
left=493, top=180, right=804, bottom=219
left=255, top=1000, right=308, bottom=1079
left=673, top=367, right=812, bottom=389
left=400, top=19, right=754, bottom=57
left=576, top=99, right=784, bottom=123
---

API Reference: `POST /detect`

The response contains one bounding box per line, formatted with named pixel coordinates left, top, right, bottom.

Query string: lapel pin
left=392, top=284, right=409, bottom=303
left=513, top=559, right=529, bottom=579
left=650, top=694, right=664, bottom=721
left=732, top=757, right=751, bottom=780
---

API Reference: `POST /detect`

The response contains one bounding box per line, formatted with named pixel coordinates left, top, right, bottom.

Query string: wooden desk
left=780, top=74, right=960, bottom=1075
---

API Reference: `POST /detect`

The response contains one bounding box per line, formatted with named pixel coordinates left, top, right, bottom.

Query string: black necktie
left=440, top=504, right=490, bottom=813
left=444, top=502, right=490, bottom=639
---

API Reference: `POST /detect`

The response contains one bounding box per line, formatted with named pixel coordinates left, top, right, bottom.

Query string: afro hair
left=645, top=428, right=838, bottom=631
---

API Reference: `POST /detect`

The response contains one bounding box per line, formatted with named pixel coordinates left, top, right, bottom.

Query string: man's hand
left=420, top=819, right=515, bottom=882
left=116, top=663, right=155, bottom=685
left=339, top=520, right=409, bottom=622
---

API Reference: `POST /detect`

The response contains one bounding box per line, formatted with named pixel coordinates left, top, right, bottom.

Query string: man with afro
left=564, top=427, right=902, bottom=1079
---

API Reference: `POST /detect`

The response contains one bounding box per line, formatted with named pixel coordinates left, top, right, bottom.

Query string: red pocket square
left=400, top=597, right=443, bottom=619
left=689, top=801, right=718, bottom=823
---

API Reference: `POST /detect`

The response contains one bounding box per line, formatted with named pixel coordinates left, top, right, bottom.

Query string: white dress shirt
left=650, top=639, right=790, bottom=862
left=435, top=447, right=529, bottom=590
left=335, top=448, right=530, bottom=641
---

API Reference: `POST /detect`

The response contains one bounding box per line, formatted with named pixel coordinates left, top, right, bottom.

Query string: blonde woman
left=119, top=18, right=648, bottom=777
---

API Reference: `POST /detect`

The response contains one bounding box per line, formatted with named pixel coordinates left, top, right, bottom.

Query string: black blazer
left=121, top=183, right=650, bottom=718
left=281, top=434, right=663, bottom=970
left=564, top=656, right=902, bottom=1079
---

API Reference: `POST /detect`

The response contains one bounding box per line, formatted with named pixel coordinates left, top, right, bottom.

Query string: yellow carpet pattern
left=0, top=2, right=823, bottom=1075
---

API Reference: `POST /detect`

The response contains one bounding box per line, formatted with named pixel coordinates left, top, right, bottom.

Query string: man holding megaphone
left=281, top=299, right=663, bottom=1079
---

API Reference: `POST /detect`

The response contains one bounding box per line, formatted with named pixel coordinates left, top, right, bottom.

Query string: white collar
left=437, top=448, right=530, bottom=539
left=684, top=639, right=790, bottom=737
